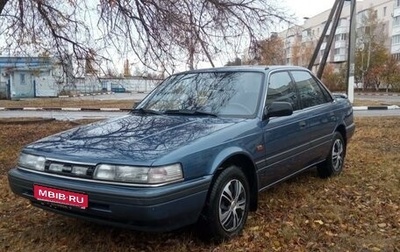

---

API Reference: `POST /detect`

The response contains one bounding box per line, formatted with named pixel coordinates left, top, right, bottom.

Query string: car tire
left=317, top=132, right=346, bottom=178
left=198, top=165, right=250, bottom=242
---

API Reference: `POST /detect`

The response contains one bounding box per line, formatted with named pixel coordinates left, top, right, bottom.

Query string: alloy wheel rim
left=218, top=179, right=247, bottom=232
left=332, top=139, right=344, bottom=171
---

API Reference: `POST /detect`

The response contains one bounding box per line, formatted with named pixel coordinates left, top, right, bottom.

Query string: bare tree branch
left=0, top=0, right=291, bottom=74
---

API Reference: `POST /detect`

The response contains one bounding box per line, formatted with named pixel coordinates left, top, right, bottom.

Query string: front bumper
left=8, top=168, right=212, bottom=232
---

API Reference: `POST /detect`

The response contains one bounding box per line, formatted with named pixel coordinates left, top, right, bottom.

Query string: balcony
left=335, top=26, right=349, bottom=35
left=334, top=54, right=347, bottom=62
left=393, top=26, right=400, bottom=36
left=391, top=44, right=400, bottom=54
left=394, top=6, right=400, bottom=17
left=335, top=41, right=347, bottom=49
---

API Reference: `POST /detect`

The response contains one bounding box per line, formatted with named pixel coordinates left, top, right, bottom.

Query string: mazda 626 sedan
left=8, top=65, right=355, bottom=241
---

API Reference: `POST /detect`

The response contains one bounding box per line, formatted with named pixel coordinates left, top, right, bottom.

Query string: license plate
left=34, top=185, right=88, bottom=209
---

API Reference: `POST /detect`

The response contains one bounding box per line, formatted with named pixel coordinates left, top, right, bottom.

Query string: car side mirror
left=263, top=102, right=293, bottom=119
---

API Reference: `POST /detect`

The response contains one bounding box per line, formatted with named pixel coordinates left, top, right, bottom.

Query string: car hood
left=24, top=114, right=242, bottom=165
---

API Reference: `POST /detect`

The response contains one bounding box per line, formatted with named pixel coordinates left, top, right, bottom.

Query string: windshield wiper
left=164, top=109, right=218, bottom=117
left=131, top=108, right=162, bottom=115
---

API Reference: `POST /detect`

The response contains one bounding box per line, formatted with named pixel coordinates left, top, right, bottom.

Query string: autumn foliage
left=322, top=64, right=346, bottom=92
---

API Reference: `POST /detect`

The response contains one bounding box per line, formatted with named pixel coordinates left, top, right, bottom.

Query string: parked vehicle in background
left=111, top=83, right=126, bottom=93
left=8, top=66, right=355, bottom=241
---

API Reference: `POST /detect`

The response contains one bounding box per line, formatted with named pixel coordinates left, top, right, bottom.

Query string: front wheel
left=317, top=132, right=346, bottom=178
left=199, top=165, right=250, bottom=242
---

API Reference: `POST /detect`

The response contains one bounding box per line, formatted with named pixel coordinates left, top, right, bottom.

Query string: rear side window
left=290, top=71, right=330, bottom=109
left=267, top=71, right=299, bottom=111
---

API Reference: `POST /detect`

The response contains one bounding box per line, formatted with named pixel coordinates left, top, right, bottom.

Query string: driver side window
left=267, top=71, right=299, bottom=111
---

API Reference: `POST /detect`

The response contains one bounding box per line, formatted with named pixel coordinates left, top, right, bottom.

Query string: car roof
left=177, top=65, right=310, bottom=74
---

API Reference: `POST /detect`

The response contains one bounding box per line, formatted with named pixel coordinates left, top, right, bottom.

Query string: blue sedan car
left=8, top=66, right=355, bottom=241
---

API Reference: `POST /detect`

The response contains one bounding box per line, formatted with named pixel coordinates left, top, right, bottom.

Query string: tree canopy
left=355, top=8, right=391, bottom=90
left=0, top=0, right=289, bottom=74
left=245, top=33, right=286, bottom=65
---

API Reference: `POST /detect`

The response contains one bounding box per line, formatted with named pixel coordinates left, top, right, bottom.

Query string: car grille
left=44, top=160, right=95, bottom=179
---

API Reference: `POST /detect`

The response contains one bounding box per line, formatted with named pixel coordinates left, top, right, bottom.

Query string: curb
left=352, top=105, right=400, bottom=111
left=356, top=93, right=400, bottom=97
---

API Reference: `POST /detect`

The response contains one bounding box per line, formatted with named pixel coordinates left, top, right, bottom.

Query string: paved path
left=1, top=92, right=399, bottom=121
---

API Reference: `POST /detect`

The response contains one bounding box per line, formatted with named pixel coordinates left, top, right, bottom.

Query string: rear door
left=289, top=70, right=337, bottom=166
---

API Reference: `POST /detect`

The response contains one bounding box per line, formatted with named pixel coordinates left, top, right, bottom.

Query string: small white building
left=0, top=57, right=67, bottom=99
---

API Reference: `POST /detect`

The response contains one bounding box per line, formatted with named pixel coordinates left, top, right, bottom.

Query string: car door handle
left=299, top=121, right=306, bottom=128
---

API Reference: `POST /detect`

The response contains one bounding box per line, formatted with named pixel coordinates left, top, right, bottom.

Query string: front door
left=257, top=71, right=310, bottom=189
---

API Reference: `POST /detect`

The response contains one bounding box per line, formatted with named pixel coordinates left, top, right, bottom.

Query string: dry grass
left=0, top=117, right=399, bottom=251
left=0, top=97, right=135, bottom=109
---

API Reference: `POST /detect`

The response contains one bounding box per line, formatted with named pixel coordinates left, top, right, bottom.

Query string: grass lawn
left=0, top=117, right=399, bottom=251
left=0, top=97, right=135, bottom=109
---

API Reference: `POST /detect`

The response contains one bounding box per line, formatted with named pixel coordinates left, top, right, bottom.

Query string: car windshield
left=136, top=71, right=263, bottom=118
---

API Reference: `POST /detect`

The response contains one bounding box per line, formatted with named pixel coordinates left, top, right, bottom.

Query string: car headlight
left=18, top=153, right=46, bottom=171
left=93, top=163, right=183, bottom=185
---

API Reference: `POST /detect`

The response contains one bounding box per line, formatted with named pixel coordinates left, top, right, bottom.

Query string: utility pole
left=308, top=0, right=342, bottom=73
left=346, top=0, right=356, bottom=103
left=308, top=0, right=357, bottom=103
left=316, top=0, right=345, bottom=79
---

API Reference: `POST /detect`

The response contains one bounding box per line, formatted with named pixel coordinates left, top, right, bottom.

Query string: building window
left=334, top=33, right=348, bottom=41
left=394, top=53, right=400, bottom=60
left=397, top=0, right=400, bottom=7
left=392, top=35, right=400, bottom=45
left=384, top=7, right=387, bottom=16
left=339, top=18, right=347, bottom=26
left=357, top=10, right=368, bottom=25
left=394, top=16, right=400, bottom=26
left=334, top=48, right=346, bottom=55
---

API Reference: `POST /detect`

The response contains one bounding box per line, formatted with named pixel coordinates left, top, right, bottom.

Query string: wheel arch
left=210, top=152, right=258, bottom=211
left=335, top=124, right=347, bottom=155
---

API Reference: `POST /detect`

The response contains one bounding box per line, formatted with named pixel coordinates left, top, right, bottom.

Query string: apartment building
left=279, top=0, right=396, bottom=68
left=392, top=0, right=400, bottom=58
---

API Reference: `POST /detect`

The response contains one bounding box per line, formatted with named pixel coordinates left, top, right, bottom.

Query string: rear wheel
left=317, top=132, right=345, bottom=178
left=199, top=165, right=250, bottom=242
